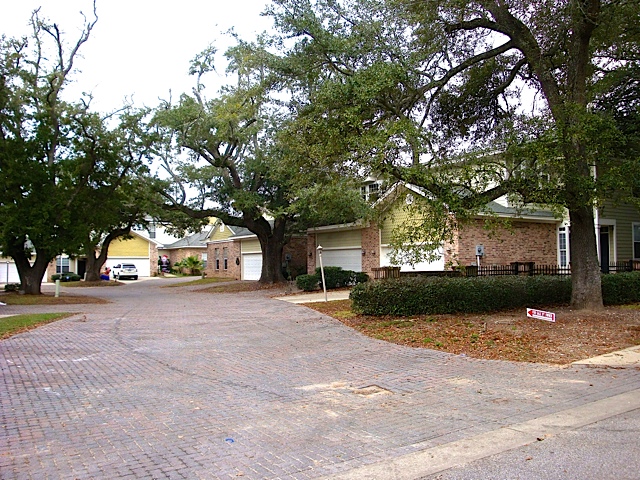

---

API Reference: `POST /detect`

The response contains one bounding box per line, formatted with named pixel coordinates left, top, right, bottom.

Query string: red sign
left=527, top=308, right=556, bottom=322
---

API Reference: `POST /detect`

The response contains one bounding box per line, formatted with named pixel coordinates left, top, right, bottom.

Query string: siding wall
left=599, top=201, right=640, bottom=261
left=108, top=235, right=150, bottom=257
left=316, top=230, right=362, bottom=248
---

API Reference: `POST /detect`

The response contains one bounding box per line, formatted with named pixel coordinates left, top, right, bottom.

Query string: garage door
left=381, top=247, right=444, bottom=272
left=0, top=261, right=20, bottom=285
left=242, top=253, right=262, bottom=281
left=319, top=248, right=362, bottom=272
left=106, top=258, right=151, bottom=277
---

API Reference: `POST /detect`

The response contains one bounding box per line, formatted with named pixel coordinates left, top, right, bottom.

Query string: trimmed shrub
left=51, top=273, right=82, bottom=282
left=296, top=274, right=319, bottom=291
left=4, top=283, right=21, bottom=292
left=316, top=266, right=368, bottom=289
left=602, top=272, right=640, bottom=305
left=350, top=275, right=573, bottom=316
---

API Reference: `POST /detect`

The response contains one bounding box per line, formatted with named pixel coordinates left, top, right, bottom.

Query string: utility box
left=475, top=245, right=485, bottom=257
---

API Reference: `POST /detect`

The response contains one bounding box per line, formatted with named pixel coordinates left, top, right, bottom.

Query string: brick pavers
left=2, top=280, right=640, bottom=479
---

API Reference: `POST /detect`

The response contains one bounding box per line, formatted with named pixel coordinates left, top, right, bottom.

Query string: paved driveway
left=2, top=279, right=639, bottom=479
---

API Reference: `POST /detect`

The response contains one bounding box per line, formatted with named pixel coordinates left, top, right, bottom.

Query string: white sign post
left=526, top=308, right=556, bottom=322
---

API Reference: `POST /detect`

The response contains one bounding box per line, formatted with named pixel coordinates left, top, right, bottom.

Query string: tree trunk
left=13, top=249, right=51, bottom=295
left=84, top=254, right=105, bottom=282
left=259, top=234, right=287, bottom=284
left=568, top=205, right=603, bottom=310
left=83, top=228, right=131, bottom=282
left=246, top=215, right=288, bottom=284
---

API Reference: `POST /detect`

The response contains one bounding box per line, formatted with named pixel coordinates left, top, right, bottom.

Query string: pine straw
left=306, top=300, right=640, bottom=364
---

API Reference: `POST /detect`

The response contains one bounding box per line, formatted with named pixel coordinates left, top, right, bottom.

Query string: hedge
left=350, top=274, right=586, bottom=316
left=51, top=272, right=82, bottom=282
left=295, top=267, right=370, bottom=292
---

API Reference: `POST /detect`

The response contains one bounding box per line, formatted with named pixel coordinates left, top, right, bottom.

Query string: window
left=214, top=248, right=220, bottom=270
left=202, top=253, right=208, bottom=269
left=558, top=227, right=569, bottom=268
left=56, top=256, right=70, bottom=274
left=634, top=224, right=640, bottom=259
left=223, top=247, right=228, bottom=270
left=148, top=222, right=156, bottom=239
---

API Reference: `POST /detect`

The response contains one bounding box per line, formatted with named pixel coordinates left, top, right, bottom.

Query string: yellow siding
left=210, top=224, right=233, bottom=241
left=317, top=230, right=362, bottom=248
left=241, top=238, right=261, bottom=253
left=600, top=201, right=640, bottom=261
left=108, top=235, right=149, bottom=257
left=380, top=198, right=423, bottom=245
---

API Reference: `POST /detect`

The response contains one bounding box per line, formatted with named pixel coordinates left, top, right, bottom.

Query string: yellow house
left=106, top=231, right=161, bottom=277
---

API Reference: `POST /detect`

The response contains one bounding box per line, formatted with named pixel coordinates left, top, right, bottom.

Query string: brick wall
left=306, top=233, right=317, bottom=274
left=284, top=236, right=308, bottom=278
left=450, top=219, right=558, bottom=267
left=361, top=225, right=381, bottom=275
left=206, top=241, right=241, bottom=280
left=149, top=244, right=159, bottom=276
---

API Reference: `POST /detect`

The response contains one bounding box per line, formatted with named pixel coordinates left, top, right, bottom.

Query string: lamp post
left=317, top=245, right=327, bottom=302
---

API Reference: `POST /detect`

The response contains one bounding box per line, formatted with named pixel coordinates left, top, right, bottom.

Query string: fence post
left=511, top=262, right=519, bottom=276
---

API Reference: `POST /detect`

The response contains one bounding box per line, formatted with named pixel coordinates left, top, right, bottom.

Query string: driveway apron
left=2, top=279, right=639, bottom=479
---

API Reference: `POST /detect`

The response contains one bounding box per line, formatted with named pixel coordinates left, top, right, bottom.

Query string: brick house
left=306, top=183, right=562, bottom=276
left=205, top=220, right=307, bottom=281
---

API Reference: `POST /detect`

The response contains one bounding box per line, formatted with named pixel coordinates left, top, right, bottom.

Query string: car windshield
left=122, top=264, right=136, bottom=269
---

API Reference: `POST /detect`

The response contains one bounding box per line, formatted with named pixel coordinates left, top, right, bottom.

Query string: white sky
left=1, top=0, right=274, bottom=111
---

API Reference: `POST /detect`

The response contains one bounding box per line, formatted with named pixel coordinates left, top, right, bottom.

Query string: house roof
left=483, top=201, right=558, bottom=221
left=163, top=228, right=212, bottom=249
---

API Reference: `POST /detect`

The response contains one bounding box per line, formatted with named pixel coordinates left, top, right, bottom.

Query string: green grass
left=1, top=313, right=73, bottom=339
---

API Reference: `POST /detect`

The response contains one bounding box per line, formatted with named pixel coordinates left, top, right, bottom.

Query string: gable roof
left=163, top=228, right=212, bottom=249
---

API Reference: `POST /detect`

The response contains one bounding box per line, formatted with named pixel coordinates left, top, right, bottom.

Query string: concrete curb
left=572, top=345, right=640, bottom=366
left=322, top=389, right=640, bottom=480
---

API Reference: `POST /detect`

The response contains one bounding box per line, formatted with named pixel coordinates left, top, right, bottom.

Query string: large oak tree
left=269, top=0, right=640, bottom=309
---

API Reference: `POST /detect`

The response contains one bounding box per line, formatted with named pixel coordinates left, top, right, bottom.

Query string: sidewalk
left=273, top=289, right=351, bottom=303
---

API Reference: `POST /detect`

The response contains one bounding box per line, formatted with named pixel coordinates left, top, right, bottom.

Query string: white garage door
left=319, top=248, right=362, bottom=272
left=0, top=261, right=20, bottom=285
left=106, top=258, right=150, bottom=277
left=381, top=247, right=445, bottom=272
left=242, top=253, right=262, bottom=281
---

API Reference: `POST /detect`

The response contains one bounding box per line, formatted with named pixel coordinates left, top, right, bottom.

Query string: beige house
left=206, top=220, right=307, bottom=281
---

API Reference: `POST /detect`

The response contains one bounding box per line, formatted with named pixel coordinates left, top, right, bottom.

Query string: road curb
left=322, top=389, right=640, bottom=480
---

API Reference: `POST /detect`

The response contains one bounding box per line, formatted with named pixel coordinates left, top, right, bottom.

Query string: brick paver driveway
left=2, top=279, right=640, bottom=479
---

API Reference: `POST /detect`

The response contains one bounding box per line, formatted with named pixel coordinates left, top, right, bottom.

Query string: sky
left=1, top=0, right=274, bottom=111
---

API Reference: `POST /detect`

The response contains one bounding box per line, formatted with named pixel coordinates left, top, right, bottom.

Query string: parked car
left=112, top=263, right=138, bottom=280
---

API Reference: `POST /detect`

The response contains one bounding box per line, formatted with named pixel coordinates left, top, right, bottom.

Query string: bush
left=296, top=274, right=319, bottom=291
left=51, top=272, right=82, bottom=282
left=4, top=283, right=21, bottom=292
left=350, top=275, right=573, bottom=316
left=602, top=272, right=640, bottom=305
left=316, top=266, right=368, bottom=289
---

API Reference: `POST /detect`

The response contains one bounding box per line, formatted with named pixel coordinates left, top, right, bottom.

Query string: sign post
left=526, top=308, right=555, bottom=322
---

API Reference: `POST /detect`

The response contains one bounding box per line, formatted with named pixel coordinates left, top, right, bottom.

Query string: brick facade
left=207, top=240, right=241, bottom=280
left=306, top=234, right=317, bottom=275
left=361, top=224, right=381, bottom=275
left=446, top=219, right=558, bottom=267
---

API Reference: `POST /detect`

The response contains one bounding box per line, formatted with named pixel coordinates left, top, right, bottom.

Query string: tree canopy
left=0, top=5, right=154, bottom=292
left=152, top=39, right=370, bottom=283
left=267, top=0, right=640, bottom=309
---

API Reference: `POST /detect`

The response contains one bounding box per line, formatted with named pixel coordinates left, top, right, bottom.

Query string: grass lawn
left=0, top=293, right=107, bottom=305
left=1, top=313, right=74, bottom=339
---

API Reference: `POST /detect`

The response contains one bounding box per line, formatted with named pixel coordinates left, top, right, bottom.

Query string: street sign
left=527, top=308, right=556, bottom=322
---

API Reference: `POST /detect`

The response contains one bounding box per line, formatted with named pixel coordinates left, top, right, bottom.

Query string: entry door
left=600, top=226, right=610, bottom=273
